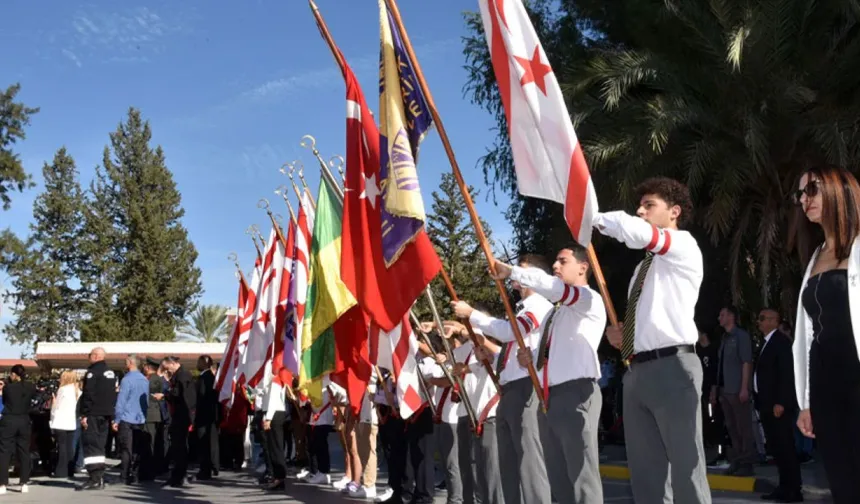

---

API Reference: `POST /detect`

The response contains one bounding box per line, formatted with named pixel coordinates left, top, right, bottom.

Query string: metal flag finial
left=279, top=162, right=291, bottom=176
left=227, top=252, right=240, bottom=270
left=300, top=135, right=319, bottom=155
left=292, top=160, right=305, bottom=179
left=257, top=198, right=271, bottom=212
left=274, top=185, right=290, bottom=198
left=329, top=155, right=345, bottom=180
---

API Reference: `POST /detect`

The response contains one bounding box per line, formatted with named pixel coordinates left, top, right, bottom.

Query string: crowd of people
left=0, top=167, right=858, bottom=504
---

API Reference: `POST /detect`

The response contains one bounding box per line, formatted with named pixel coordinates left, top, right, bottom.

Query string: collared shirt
left=510, top=266, right=606, bottom=386
left=754, top=329, right=777, bottom=393
left=115, top=370, right=149, bottom=425
left=717, top=325, right=753, bottom=394
left=594, top=211, right=703, bottom=352
left=425, top=343, right=473, bottom=424
left=361, top=367, right=379, bottom=424
left=463, top=341, right=500, bottom=420
left=310, top=378, right=345, bottom=426
left=417, top=356, right=438, bottom=403
left=469, top=292, right=554, bottom=385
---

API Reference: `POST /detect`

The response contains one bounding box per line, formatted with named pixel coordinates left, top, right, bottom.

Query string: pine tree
left=0, top=83, right=39, bottom=211
left=77, top=166, right=123, bottom=342
left=420, top=173, right=503, bottom=321
left=80, top=108, right=202, bottom=341
left=2, top=148, right=84, bottom=350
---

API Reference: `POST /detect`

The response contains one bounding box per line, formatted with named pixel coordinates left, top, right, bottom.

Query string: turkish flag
left=331, top=305, right=372, bottom=416
left=339, top=55, right=442, bottom=332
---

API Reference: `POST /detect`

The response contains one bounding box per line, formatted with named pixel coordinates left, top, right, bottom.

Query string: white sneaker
left=307, top=472, right=330, bottom=485
left=0, top=486, right=6, bottom=495
left=19, top=485, right=28, bottom=494
left=295, top=469, right=310, bottom=480
left=350, top=485, right=377, bottom=499
left=374, top=487, right=394, bottom=502
left=332, top=476, right=350, bottom=490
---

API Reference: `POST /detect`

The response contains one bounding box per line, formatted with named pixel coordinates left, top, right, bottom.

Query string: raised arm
left=593, top=211, right=690, bottom=262
left=509, top=266, right=600, bottom=315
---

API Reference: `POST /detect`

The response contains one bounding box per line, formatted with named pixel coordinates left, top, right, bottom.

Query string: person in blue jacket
left=112, top=355, right=150, bottom=484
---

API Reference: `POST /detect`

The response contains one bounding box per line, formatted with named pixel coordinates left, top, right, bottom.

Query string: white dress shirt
left=361, top=368, right=379, bottom=425
left=510, top=267, right=606, bottom=386
left=425, top=343, right=473, bottom=424
left=469, top=292, right=554, bottom=385
left=417, top=356, right=439, bottom=403
left=594, top=211, right=703, bottom=352
left=310, top=377, right=344, bottom=426
left=463, top=341, right=501, bottom=421
left=753, top=329, right=777, bottom=394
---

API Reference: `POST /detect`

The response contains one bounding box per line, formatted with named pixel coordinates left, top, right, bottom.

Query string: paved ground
left=4, top=437, right=834, bottom=503
left=5, top=466, right=834, bottom=503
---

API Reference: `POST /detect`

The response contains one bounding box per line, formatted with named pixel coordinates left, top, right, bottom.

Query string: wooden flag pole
left=382, top=0, right=546, bottom=411
left=274, top=185, right=299, bottom=227
left=246, top=226, right=263, bottom=259
left=307, top=3, right=504, bottom=394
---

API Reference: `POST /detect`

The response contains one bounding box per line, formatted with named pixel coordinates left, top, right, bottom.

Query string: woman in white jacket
left=49, top=371, right=80, bottom=479
left=793, top=165, right=860, bottom=503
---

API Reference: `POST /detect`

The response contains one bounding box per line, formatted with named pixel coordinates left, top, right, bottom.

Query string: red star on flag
left=514, top=46, right=552, bottom=95
left=257, top=310, right=271, bottom=328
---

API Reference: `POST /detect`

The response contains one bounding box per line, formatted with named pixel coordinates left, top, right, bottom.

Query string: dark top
left=0, top=380, right=37, bottom=416
left=195, top=369, right=218, bottom=427
left=696, top=342, right=719, bottom=393
left=754, top=332, right=798, bottom=411
left=80, top=360, right=119, bottom=417
left=802, top=270, right=860, bottom=387
left=147, top=374, right=164, bottom=423
left=168, top=366, right=197, bottom=427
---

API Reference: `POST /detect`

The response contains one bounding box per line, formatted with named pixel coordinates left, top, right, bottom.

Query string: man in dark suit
left=754, top=309, right=802, bottom=502
left=162, top=356, right=196, bottom=488
left=195, top=355, right=219, bottom=480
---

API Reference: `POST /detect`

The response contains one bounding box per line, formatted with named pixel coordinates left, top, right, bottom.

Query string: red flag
left=216, top=276, right=249, bottom=405
left=331, top=306, right=372, bottom=416
left=272, top=219, right=297, bottom=387
left=339, top=56, right=441, bottom=332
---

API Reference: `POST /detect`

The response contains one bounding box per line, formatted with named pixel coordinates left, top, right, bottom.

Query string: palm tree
left=176, top=304, right=229, bottom=343
left=464, top=0, right=860, bottom=316
left=566, top=0, right=860, bottom=313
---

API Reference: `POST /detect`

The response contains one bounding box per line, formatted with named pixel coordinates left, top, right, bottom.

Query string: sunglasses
left=792, top=180, right=819, bottom=205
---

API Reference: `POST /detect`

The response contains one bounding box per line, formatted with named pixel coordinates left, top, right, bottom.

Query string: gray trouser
left=496, top=377, right=550, bottom=504
left=457, top=417, right=478, bottom=504
left=719, top=392, right=756, bottom=465
left=539, top=379, right=602, bottom=504
left=474, top=417, right=504, bottom=504
left=623, top=352, right=711, bottom=504
left=437, top=421, right=463, bottom=504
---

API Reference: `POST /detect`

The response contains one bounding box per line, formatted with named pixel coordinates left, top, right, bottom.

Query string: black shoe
left=266, top=479, right=285, bottom=491
left=75, top=479, right=105, bottom=491
left=779, top=491, right=804, bottom=503
left=196, top=473, right=212, bottom=481
left=733, top=464, right=755, bottom=477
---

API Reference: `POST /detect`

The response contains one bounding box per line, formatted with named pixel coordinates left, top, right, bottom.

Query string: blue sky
left=0, top=0, right=513, bottom=358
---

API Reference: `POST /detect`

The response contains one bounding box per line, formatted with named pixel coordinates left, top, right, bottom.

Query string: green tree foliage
left=462, top=0, right=860, bottom=322
left=0, top=83, right=38, bottom=211
left=417, top=173, right=504, bottom=323
left=2, top=148, right=84, bottom=350
left=79, top=108, right=202, bottom=341
left=176, top=304, right=229, bottom=343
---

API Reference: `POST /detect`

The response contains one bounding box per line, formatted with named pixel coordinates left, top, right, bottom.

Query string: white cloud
left=64, top=6, right=191, bottom=66
left=61, top=48, right=82, bottom=67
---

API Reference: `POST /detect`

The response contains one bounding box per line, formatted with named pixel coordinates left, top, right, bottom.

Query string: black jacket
left=754, top=332, right=798, bottom=412
left=80, top=360, right=119, bottom=417
left=195, top=369, right=218, bottom=427
left=0, top=380, right=37, bottom=416
left=168, top=366, right=196, bottom=426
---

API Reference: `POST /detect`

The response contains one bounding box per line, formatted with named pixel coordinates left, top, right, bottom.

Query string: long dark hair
left=793, top=165, right=860, bottom=262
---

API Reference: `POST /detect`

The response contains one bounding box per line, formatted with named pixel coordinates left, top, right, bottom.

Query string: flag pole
left=274, top=186, right=299, bottom=226
left=257, top=198, right=288, bottom=248
left=382, top=0, right=545, bottom=410
left=306, top=3, right=502, bottom=392
left=301, top=134, right=346, bottom=184
left=421, top=288, right=479, bottom=432
left=246, top=226, right=263, bottom=259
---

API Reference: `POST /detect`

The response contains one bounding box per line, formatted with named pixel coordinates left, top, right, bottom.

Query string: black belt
left=629, top=344, right=695, bottom=366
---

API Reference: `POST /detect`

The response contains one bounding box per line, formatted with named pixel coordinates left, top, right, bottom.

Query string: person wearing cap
left=452, top=254, right=554, bottom=504
left=141, top=357, right=165, bottom=481
left=496, top=243, right=606, bottom=504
